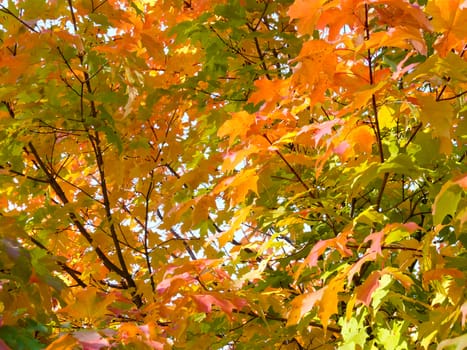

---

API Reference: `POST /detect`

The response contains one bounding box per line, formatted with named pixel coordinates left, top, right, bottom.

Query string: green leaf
left=433, top=181, right=463, bottom=225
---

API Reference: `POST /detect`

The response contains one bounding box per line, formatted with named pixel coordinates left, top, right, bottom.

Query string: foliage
left=0, top=0, right=466, bottom=348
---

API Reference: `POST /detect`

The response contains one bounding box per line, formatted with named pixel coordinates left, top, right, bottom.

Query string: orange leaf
left=422, top=268, right=464, bottom=289
left=318, top=277, right=345, bottom=332
left=340, top=124, right=375, bottom=161
left=45, top=334, right=80, bottom=350
left=287, top=0, right=326, bottom=35
left=384, top=268, right=413, bottom=290
left=371, top=0, right=433, bottom=31
left=427, top=0, right=467, bottom=55
left=287, top=289, right=324, bottom=326
left=221, top=146, right=259, bottom=172
left=227, top=169, right=259, bottom=207
left=218, top=111, right=255, bottom=146
left=291, top=40, right=337, bottom=102
left=248, top=78, right=289, bottom=112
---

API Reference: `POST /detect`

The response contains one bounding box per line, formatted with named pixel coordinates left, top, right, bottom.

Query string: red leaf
left=347, top=252, right=378, bottom=286
left=156, top=272, right=195, bottom=295
left=364, top=230, right=384, bottom=255
left=192, top=293, right=246, bottom=317
left=356, top=271, right=381, bottom=306
left=461, top=302, right=467, bottom=328
left=73, top=331, right=110, bottom=350
left=0, top=339, right=11, bottom=350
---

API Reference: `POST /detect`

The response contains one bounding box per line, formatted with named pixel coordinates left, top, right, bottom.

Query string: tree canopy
left=0, top=0, right=466, bottom=348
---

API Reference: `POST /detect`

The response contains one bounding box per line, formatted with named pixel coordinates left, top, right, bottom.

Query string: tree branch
left=29, top=235, right=87, bottom=288
left=26, top=142, right=133, bottom=293
left=0, top=5, right=39, bottom=33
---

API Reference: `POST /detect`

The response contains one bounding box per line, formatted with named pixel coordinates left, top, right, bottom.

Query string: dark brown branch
left=69, top=39, right=140, bottom=302
left=29, top=235, right=87, bottom=288
left=67, top=0, right=78, bottom=33
left=155, top=209, right=197, bottom=260
left=143, top=173, right=156, bottom=293
left=402, top=122, right=423, bottom=149
left=0, top=164, right=48, bottom=183
left=26, top=142, right=131, bottom=287
left=437, top=89, right=467, bottom=101
left=262, top=134, right=314, bottom=198
left=364, top=4, right=387, bottom=211
left=1, top=101, right=15, bottom=119
left=91, top=0, right=109, bottom=12
left=56, top=47, right=83, bottom=84
left=0, top=5, right=39, bottom=33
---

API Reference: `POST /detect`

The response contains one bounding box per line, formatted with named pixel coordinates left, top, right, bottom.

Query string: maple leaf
left=356, top=271, right=381, bottom=307
left=192, top=293, right=247, bottom=317
left=417, top=95, right=454, bottom=154
left=295, top=119, right=343, bottom=148
left=156, top=272, right=196, bottom=295
left=422, top=268, right=464, bottom=289
left=291, top=40, right=337, bottom=103
left=248, top=78, right=290, bottom=112
left=59, top=288, right=116, bottom=324
left=287, top=0, right=326, bottom=35
left=318, top=276, right=345, bottom=332
left=218, top=111, right=256, bottom=146
left=427, top=0, right=467, bottom=55
left=347, top=252, right=378, bottom=286
left=0, top=0, right=466, bottom=348
left=287, top=289, right=324, bottom=326
left=46, top=334, right=80, bottom=350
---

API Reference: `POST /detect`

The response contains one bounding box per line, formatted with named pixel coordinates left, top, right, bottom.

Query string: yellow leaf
left=218, top=206, right=251, bottom=247
left=378, top=105, right=396, bottom=129
left=59, top=287, right=116, bottom=324
left=417, top=95, right=454, bottom=154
